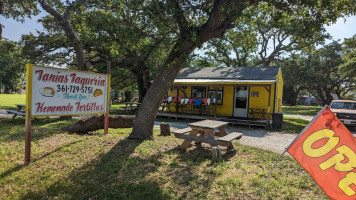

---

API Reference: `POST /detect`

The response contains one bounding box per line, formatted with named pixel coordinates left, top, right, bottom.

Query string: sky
left=1, top=11, right=356, bottom=44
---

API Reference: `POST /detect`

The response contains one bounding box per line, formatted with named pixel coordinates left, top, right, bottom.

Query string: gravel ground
left=225, top=127, right=296, bottom=154
left=158, top=115, right=356, bottom=155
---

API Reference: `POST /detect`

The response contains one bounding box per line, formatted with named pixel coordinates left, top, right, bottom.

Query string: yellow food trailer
left=163, top=66, right=283, bottom=121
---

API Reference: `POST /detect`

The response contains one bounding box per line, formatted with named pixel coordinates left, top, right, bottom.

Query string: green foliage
left=303, top=41, right=353, bottom=104
left=191, top=0, right=356, bottom=67
left=0, top=40, right=26, bottom=93
left=0, top=0, right=38, bottom=21
left=280, top=38, right=356, bottom=105
left=339, top=34, right=356, bottom=78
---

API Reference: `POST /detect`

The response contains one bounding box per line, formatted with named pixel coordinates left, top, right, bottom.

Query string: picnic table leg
left=218, top=127, right=234, bottom=150
left=12, top=114, right=18, bottom=120
left=180, top=129, right=198, bottom=149
left=204, top=130, right=222, bottom=160
left=195, top=130, right=204, bottom=149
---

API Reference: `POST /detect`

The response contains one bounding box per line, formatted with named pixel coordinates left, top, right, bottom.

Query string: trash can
left=272, top=113, right=283, bottom=129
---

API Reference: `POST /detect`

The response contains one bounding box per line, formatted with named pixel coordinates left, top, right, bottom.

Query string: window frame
left=208, top=86, right=224, bottom=105
left=191, top=86, right=206, bottom=99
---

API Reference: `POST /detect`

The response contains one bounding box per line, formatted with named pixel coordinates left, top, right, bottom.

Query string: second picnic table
left=173, top=119, right=242, bottom=159
left=122, top=102, right=141, bottom=113
left=7, top=104, right=26, bottom=119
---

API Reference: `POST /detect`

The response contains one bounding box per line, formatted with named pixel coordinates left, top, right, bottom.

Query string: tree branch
left=169, top=0, right=189, bottom=34
left=39, top=0, right=90, bottom=70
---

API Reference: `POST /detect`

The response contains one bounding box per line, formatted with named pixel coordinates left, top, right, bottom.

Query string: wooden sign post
left=25, top=64, right=111, bottom=163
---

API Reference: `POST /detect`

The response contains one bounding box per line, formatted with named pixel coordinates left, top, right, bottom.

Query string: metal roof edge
left=173, top=79, right=277, bottom=83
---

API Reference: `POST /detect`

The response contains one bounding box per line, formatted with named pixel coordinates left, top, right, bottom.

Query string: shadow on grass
left=168, top=144, right=237, bottom=166
left=21, top=137, right=238, bottom=200
left=0, top=118, right=75, bottom=143
left=21, top=138, right=172, bottom=200
left=0, top=140, right=81, bottom=180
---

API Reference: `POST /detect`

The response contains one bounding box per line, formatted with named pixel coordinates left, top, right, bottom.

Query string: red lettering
left=70, top=73, right=76, bottom=83
left=35, top=70, right=43, bottom=80
left=35, top=102, right=73, bottom=113
left=36, top=102, right=44, bottom=112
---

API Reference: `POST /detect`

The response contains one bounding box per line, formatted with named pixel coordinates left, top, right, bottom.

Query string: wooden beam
left=214, top=87, right=218, bottom=118
left=267, top=85, right=271, bottom=127
left=175, top=85, right=180, bottom=114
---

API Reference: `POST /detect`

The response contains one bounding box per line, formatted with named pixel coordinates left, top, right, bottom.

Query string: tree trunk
left=127, top=0, right=252, bottom=140
left=160, top=123, right=171, bottom=136
left=62, top=115, right=135, bottom=133
left=124, top=91, right=133, bottom=102
left=128, top=40, right=196, bottom=140
left=283, top=86, right=301, bottom=106
left=137, top=68, right=152, bottom=103
left=137, top=75, right=147, bottom=103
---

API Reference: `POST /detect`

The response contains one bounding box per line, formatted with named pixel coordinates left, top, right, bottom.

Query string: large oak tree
left=129, top=0, right=356, bottom=140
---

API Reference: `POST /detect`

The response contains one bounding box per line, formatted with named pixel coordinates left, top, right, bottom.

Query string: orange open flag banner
left=287, top=106, right=356, bottom=200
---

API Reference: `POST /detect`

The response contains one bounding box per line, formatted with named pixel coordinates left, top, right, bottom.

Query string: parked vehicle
left=304, top=97, right=319, bottom=106
left=330, top=100, right=356, bottom=127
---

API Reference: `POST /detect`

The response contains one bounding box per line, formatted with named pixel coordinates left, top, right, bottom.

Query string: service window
left=191, top=86, right=206, bottom=98
left=208, top=86, right=223, bottom=105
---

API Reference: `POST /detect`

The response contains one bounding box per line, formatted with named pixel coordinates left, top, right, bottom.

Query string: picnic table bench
left=7, top=104, right=26, bottom=120
left=121, top=102, right=141, bottom=113
left=173, top=120, right=243, bottom=160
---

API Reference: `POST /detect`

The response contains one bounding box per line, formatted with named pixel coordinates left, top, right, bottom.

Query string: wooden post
left=25, top=64, right=32, bottom=164
left=264, top=85, right=272, bottom=127
left=25, top=110, right=31, bottom=163
left=105, top=62, right=111, bottom=135
left=160, top=123, right=171, bottom=136
left=175, top=85, right=180, bottom=114
left=107, top=60, right=111, bottom=110
left=214, top=87, right=218, bottom=118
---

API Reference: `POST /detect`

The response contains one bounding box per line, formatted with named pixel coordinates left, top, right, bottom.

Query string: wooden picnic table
left=173, top=119, right=242, bottom=160
left=122, top=102, right=141, bottom=113
left=7, top=104, right=26, bottom=119
left=249, top=108, right=271, bottom=127
left=249, top=108, right=267, bottom=119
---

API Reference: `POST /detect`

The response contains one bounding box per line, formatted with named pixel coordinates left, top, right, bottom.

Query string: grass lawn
left=282, top=105, right=322, bottom=116
left=275, top=117, right=310, bottom=134
left=0, top=94, right=26, bottom=110
left=0, top=118, right=328, bottom=200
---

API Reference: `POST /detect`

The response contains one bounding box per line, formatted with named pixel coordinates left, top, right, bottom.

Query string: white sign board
left=29, top=65, right=110, bottom=116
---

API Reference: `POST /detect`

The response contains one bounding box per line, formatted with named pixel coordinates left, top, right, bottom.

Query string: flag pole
left=260, top=105, right=328, bottom=194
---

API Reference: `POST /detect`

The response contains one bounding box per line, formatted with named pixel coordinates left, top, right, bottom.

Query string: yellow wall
left=167, top=69, right=283, bottom=118
left=216, top=86, right=234, bottom=116
left=248, top=84, right=275, bottom=119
